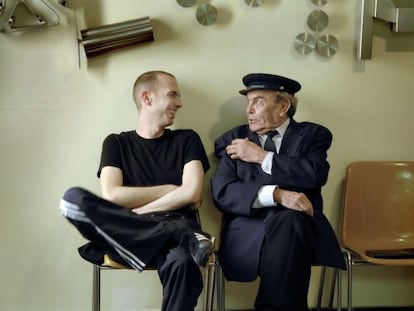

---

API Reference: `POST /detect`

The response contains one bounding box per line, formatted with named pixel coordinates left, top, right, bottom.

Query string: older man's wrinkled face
left=245, top=90, right=290, bottom=135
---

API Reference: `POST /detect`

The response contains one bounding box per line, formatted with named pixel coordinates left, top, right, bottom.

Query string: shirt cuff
left=252, top=185, right=277, bottom=208
left=261, top=152, right=274, bottom=175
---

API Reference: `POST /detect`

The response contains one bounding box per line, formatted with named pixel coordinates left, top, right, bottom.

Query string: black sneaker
left=188, top=232, right=215, bottom=267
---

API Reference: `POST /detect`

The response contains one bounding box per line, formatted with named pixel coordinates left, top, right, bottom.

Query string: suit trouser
left=255, top=208, right=315, bottom=311
left=60, top=187, right=203, bottom=311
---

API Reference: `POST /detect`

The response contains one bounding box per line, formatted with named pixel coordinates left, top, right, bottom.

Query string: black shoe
left=188, top=232, right=215, bottom=267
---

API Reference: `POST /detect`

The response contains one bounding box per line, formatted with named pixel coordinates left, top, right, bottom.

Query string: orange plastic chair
left=340, top=161, right=414, bottom=310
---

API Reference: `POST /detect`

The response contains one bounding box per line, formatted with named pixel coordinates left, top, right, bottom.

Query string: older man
left=211, top=73, right=345, bottom=311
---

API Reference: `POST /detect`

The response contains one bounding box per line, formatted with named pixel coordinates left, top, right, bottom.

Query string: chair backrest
left=341, top=161, right=414, bottom=264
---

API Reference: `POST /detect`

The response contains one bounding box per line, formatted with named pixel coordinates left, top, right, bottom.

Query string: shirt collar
left=259, top=118, right=290, bottom=139
left=276, top=118, right=290, bottom=137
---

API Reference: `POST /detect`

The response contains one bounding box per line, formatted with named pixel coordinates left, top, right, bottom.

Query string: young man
left=60, top=70, right=214, bottom=311
left=211, top=73, right=345, bottom=311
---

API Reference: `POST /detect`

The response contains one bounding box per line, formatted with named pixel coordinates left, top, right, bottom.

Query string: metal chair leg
left=316, top=266, right=327, bottom=311
left=204, top=261, right=216, bottom=311
left=317, top=266, right=341, bottom=311
left=346, top=252, right=352, bottom=311
left=92, top=265, right=100, bottom=311
left=216, top=263, right=225, bottom=311
left=337, top=268, right=342, bottom=311
left=328, top=268, right=337, bottom=311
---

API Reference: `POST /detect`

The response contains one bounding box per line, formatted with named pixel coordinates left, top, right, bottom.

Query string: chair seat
left=101, top=253, right=218, bottom=269
left=102, top=254, right=130, bottom=269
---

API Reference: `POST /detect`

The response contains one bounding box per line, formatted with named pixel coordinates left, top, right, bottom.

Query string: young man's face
left=245, top=90, right=289, bottom=135
left=151, top=74, right=183, bottom=127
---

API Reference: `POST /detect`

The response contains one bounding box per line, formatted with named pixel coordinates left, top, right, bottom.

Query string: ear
left=141, top=90, right=152, bottom=106
left=280, top=99, right=291, bottom=116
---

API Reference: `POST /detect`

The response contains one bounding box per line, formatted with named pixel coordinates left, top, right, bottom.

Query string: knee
left=63, top=187, right=100, bottom=209
left=273, top=210, right=315, bottom=242
left=63, top=186, right=90, bottom=202
left=286, top=211, right=315, bottom=246
left=282, top=209, right=311, bottom=226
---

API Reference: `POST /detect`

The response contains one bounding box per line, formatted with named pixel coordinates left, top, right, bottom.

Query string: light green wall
left=1, top=0, right=413, bottom=310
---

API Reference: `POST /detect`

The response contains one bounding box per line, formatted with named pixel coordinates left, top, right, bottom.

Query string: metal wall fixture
left=356, top=0, right=414, bottom=60
left=310, top=0, right=327, bottom=6
left=294, top=32, right=316, bottom=55
left=316, top=33, right=338, bottom=57
left=196, top=3, right=217, bottom=26
left=80, top=16, right=154, bottom=58
left=176, top=0, right=196, bottom=8
left=294, top=0, right=338, bottom=58
left=0, top=0, right=59, bottom=33
left=176, top=0, right=264, bottom=26
left=307, top=9, right=329, bottom=32
left=244, top=0, right=264, bottom=7
left=176, top=0, right=218, bottom=26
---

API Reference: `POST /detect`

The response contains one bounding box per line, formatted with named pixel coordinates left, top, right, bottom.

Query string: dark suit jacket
left=211, top=119, right=346, bottom=282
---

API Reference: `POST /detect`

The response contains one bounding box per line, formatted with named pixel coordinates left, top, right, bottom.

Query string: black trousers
left=255, top=208, right=316, bottom=311
left=60, top=187, right=203, bottom=311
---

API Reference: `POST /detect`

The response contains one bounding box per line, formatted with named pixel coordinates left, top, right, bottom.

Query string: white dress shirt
left=252, top=118, right=290, bottom=208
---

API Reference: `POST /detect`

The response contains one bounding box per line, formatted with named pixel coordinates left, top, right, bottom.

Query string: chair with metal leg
left=203, top=251, right=225, bottom=311
left=213, top=263, right=340, bottom=311
left=92, top=253, right=224, bottom=311
left=339, top=161, right=414, bottom=311
left=90, top=209, right=225, bottom=311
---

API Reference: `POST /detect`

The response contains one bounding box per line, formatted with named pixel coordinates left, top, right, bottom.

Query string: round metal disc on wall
left=307, top=10, right=329, bottom=32
left=294, top=33, right=316, bottom=55
left=196, top=3, right=218, bottom=26
left=244, top=0, right=264, bottom=7
left=316, top=34, right=338, bottom=57
left=310, top=0, right=328, bottom=7
left=176, top=0, right=197, bottom=8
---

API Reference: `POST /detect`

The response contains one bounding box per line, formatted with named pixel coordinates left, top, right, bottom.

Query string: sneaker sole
left=192, top=236, right=216, bottom=267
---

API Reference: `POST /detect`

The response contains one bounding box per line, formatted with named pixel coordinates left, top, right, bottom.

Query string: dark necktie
left=264, top=130, right=278, bottom=153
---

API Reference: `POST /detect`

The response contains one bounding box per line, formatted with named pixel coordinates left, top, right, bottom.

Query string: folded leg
left=59, top=186, right=170, bottom=271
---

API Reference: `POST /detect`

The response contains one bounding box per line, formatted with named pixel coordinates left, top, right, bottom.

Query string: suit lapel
left=279, top=119, right=304, bottom=155
left=247, top=129, right=260, bottom=146
left=245, top=121, right=305, bottom=155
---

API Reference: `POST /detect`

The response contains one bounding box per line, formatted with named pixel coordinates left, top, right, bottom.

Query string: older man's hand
left=273, top=188, right=314, bottom=217
left=226, top=138, right=269, bottom=164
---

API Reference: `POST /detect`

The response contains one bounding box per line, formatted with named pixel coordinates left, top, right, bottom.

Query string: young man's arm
left=100, top=160, right=204, bottom=213
left=133, top=159, right=204, bottom=214
left=100, top=165, right=178, bottom=208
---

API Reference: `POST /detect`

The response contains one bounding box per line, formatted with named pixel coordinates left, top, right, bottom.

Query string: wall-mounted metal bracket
left=0, top=0, right=59, bottom=33
left=79, top=16, right=154, bottom=58
left=0, top=1, right=5, bottom=14
left=356, top=0, right=414, bottom=60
